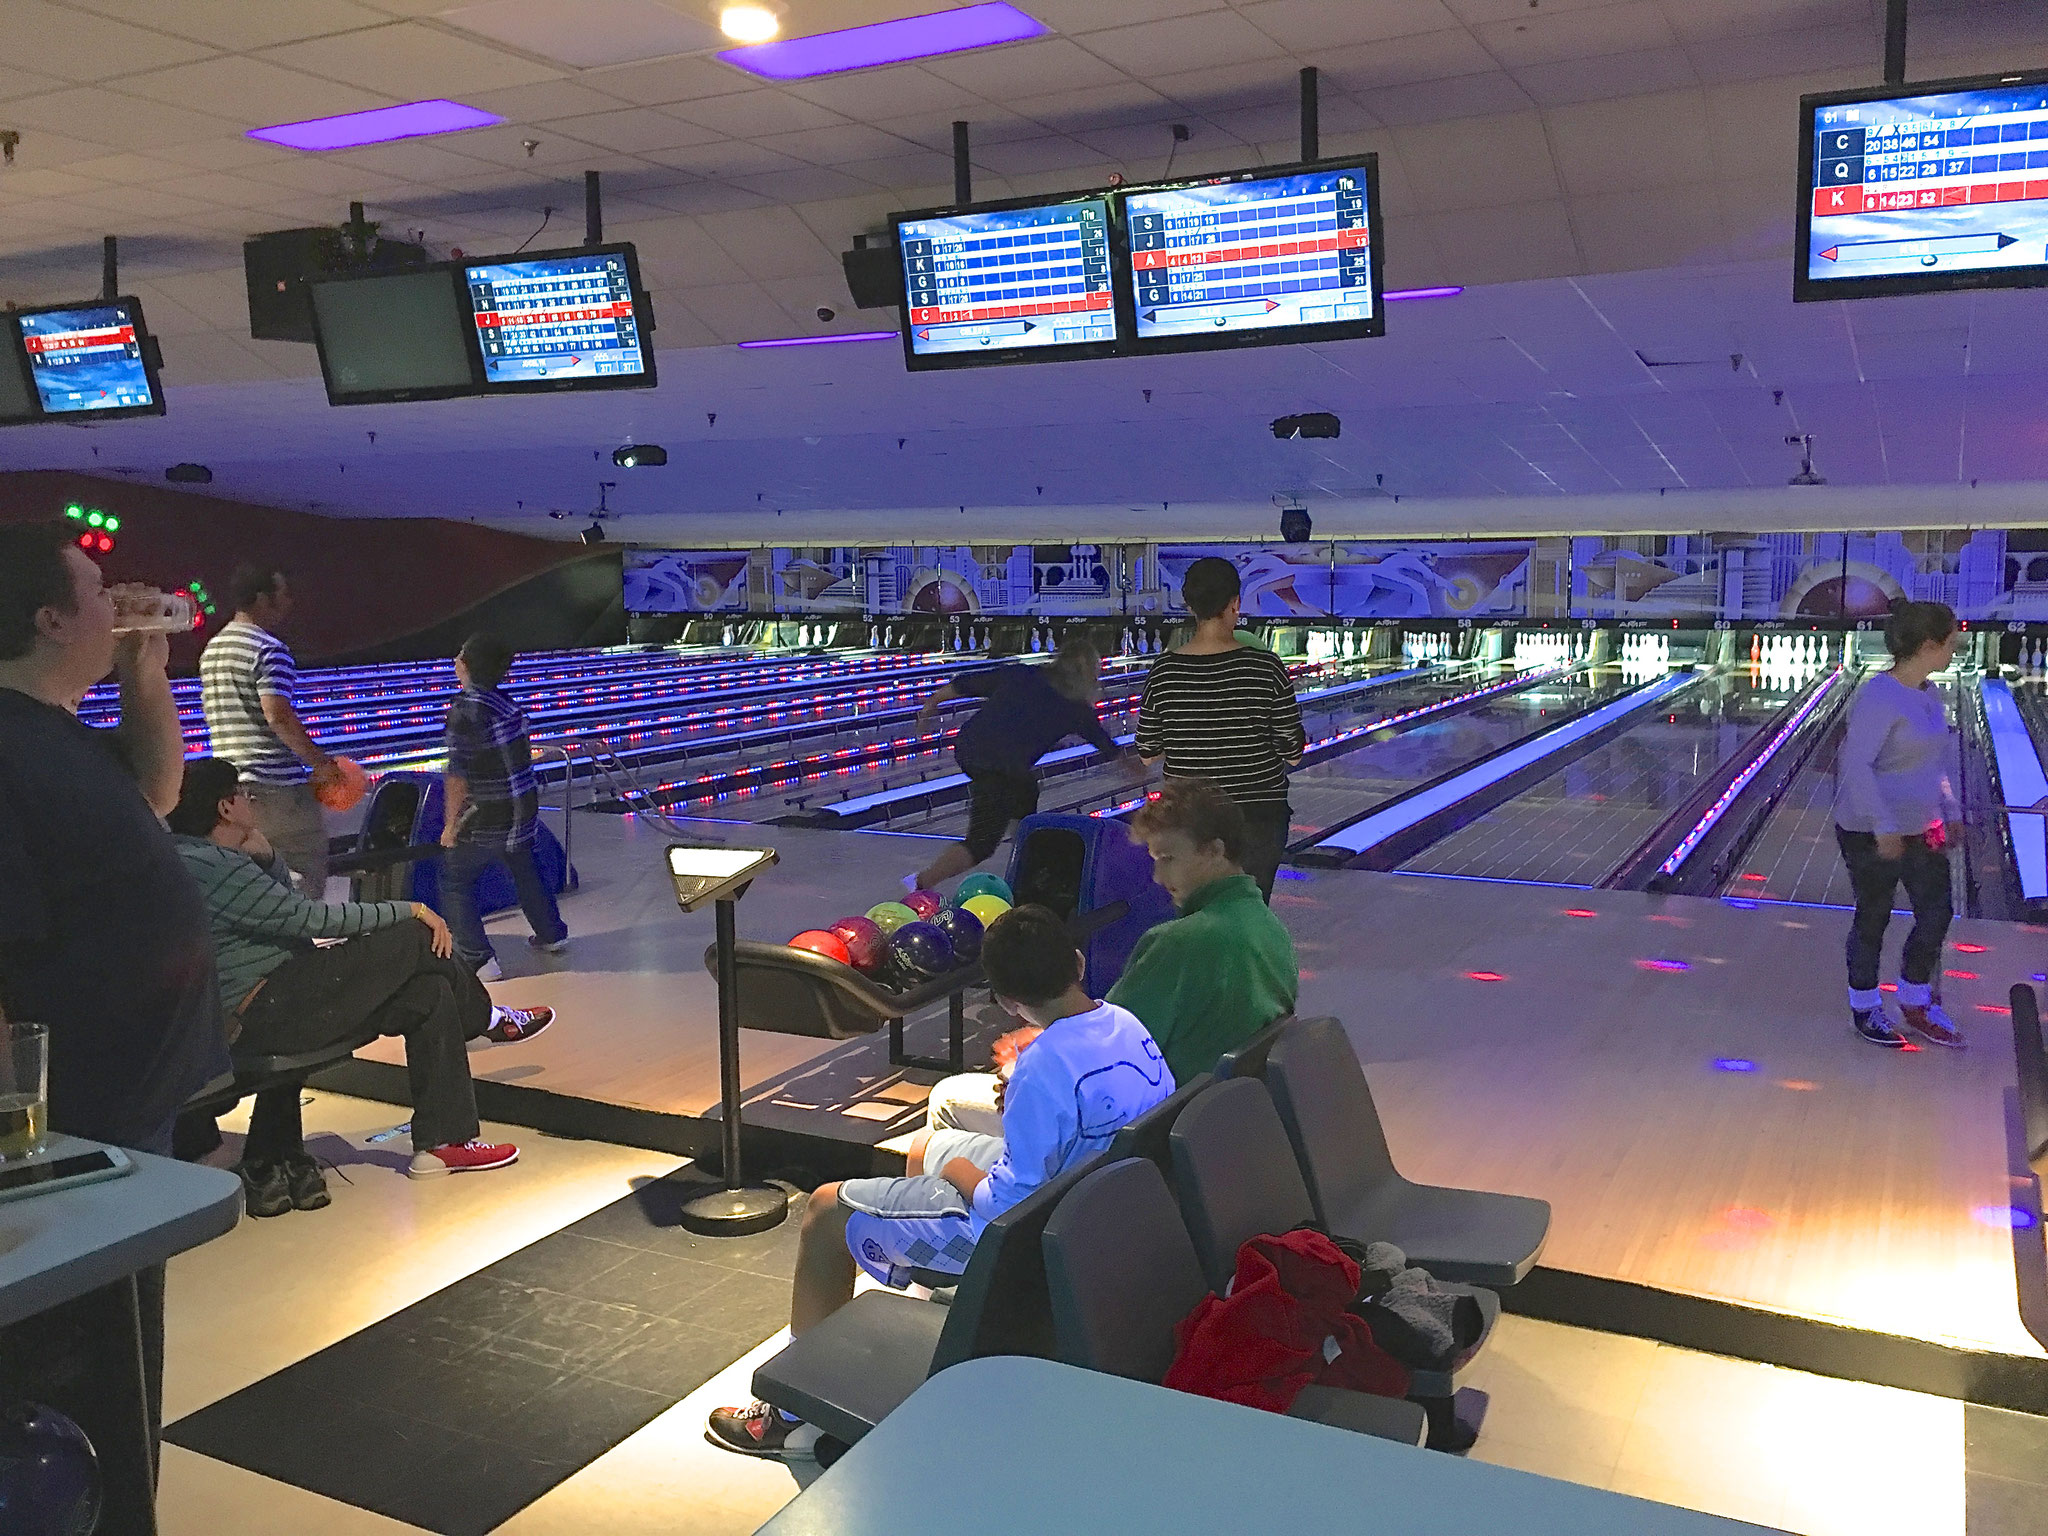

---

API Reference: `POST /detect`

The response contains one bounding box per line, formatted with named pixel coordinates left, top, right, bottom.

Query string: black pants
left=236, top=923, right=489, bottom=1151
left=962, top=769, right=1041, bottom=863
left=1238, top=802, right=1293, bottom=904
left=1836, top=826, right=1953, bottom=993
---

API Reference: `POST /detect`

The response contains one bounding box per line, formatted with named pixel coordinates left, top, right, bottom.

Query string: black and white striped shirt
left=1135, top=647, right=1306, bottom=807
left=200, top=619, right=306, bottom=785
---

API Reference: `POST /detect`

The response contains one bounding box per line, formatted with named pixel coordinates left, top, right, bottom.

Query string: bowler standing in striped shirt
left=200, top=565, right=341, bottom=895
left=1135, top=557, right=1306, bottom=901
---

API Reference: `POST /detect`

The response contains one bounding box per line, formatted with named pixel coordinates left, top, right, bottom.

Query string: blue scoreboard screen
left=1801, top=72, right=2048, bottom=300
left=1122, top=163, right=1378, bottom=348
left=464, top=247, right=651, bottom=389
left=18, top=301, right=161, bottom=416
left=898, top=197, right=1118, bottom=367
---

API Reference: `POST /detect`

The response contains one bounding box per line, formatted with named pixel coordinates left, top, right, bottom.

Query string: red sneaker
left=1899, top=1002, right=1965, bottom=1050
left=408, top=1140, right=520, bottom=1178
left=485, top=1005, right=554, bottom=1044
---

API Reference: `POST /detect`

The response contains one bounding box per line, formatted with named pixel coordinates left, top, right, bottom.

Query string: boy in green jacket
left=927, top=777, right=1297, bottom=1131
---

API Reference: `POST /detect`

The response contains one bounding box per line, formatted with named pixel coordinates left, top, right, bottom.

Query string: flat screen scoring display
left=465, top=249, right=649, bottom=386
left=18, top=302, right=158, bottom=415
left=1804, top=76, right=2048, bottom=296
left=900, top=199, right=1116, bottom=361
left=1125, top=166, right=1375, bottom=341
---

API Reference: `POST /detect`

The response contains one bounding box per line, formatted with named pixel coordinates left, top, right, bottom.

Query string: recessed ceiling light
left=248, top=99, right=503, bottom=152
left=721, top=1, right=1046, bottom=80
left=721, top=4, right=780, bottom=43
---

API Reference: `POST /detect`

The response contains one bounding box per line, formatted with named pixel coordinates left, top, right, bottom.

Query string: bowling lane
left=1400, top=671, right=1799, bottom=886
left=1284, top=664, right=1639, bottom=845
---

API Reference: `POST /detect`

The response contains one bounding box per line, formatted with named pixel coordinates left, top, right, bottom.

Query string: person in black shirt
left=1136, top=559, right=1307, bottom=901
left=0, top=520, right=235, bottom=1530
left=909, top=640, right=1127, bottom=892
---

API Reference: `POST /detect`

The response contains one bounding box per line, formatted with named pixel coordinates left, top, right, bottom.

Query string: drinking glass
left=0, top=1023, right=50, bottom=1162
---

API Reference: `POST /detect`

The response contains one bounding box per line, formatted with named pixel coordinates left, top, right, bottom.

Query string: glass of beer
left=0, top=1023, right=49, bottom=1162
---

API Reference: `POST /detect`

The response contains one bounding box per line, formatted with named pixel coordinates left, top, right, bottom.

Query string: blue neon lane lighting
left=1309, top=672, right=1696, bottom=856
left=1981, top=678, right=2048, bottom=900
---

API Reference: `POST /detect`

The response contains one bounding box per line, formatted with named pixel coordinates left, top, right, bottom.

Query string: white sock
left=1849, top=986, right=1884, bottom=1012
left=1895, top=980, right=1932, bottom=1008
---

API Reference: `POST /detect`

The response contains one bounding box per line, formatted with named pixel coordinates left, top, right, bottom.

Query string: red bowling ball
left=903, top=888, right=943, bottom=919
left=827, top=915, right=887, bottom=972
left=788, top=929, right=852, bottom=965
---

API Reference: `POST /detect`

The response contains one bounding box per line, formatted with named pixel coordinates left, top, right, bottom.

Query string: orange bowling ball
left=314, top=757, right=369, bottom=812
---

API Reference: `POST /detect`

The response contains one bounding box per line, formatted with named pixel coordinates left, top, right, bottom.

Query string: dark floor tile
left=481, top=1232, right=638, bottom=1295
left=406, top=1274, right=550, bottom=1339
left=482, top=1290, right=662, bottom=1376
left=1969, top=1472, right=2048, bottom=1536
left=396, top=1434, right=585, bottom=1536
left=330, top=1337, right=573, bottom=1439
left=1967, top=1405, right=2048, bottom=1488
left=512, top=1372, right=674, bottom=1464
left=566, top=1177, right=806, bottom=1273
left=569, top=1247, right=733, bottom=1318
left=168, top=1384, right=464, bottom=1503
left=585, top=1315, right=748, bottom=1397
left=674, top=1270, right=789, bottom=1345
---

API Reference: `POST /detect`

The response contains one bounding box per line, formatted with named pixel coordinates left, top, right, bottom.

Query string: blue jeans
left=442, top=831, right=567, bottom=970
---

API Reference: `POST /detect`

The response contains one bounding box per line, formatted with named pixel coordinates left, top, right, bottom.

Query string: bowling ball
left=887, top=920, right=954, bottom=984
left=0, top=1402, right=101, bottom=1536
left=960, top=893, right=1012, bottom=929
left=828, top=915, right=886, bottom=971
left=928, top=904, right=984, bottom=964
left=865, top=901, right=918, bottom=935
left=952, top=873, right=1013, bottom=907
left=788, top=929, right=852, bottom=966
left=313, top=756, right=369, bottom=812
left=902, top=888, right=943, bottom=919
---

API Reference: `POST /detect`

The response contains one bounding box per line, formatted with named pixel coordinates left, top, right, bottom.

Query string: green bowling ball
left=951, top=873, right=1013, bottom=908
left=865, top=901, right=919, bottom=935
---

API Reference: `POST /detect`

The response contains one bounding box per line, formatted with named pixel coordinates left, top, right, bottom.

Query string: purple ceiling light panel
left=738, top=330, right=896, bottom=349
left=248, top=99, right=504, bottom=152
left=720, top=2, right=1047, bottom=80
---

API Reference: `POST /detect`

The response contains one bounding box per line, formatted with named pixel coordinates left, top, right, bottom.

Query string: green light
left=103, top=516, right=120, bottom=532
left=64, top=504, right=83, bottom=519
left=86, top=511, right=103, bottom=527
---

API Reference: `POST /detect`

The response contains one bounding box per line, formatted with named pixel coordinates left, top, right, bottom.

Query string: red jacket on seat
left=1163, top=1228, right=1412, bottom=1412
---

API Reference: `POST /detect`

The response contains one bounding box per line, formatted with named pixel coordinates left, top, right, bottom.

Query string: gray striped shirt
left=1135, top=646, right=1305, bottom=807
left=200, top=619, right=306, bottom=784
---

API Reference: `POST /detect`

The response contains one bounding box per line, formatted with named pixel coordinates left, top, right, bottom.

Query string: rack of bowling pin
left=1307, top=627, right=1371, bottom=661
left=1512, top=630, right=1590, bottom=667
left=1618, top=632, right=1670, bottom=674
left=2015, top=639, right=2048, bottom=676
left=1747, top=632, right=1834, bottom=680
left=1402, top=631, right=1460, bottom=663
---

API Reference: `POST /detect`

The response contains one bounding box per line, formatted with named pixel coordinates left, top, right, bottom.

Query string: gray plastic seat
left=1213, top=1015, right=1297, bottom=1081
left=1044, top=1156, right=1426, bottom=1448
left=1167, top=1077, right=1495, bottom=1449
left=1266, top=1018, right=1549, bottom=1287
left=1102, top=1072, right=1212, bottom=1175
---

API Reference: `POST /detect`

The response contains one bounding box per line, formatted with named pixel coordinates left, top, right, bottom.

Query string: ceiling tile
left=752, top=123, right=919, bottom=166
left=1076, top=12, right=1287, bottom=77
left=1660, top=0, right=1868, bottom=44
left=642, top=140, right=808, bottom=177
left=156, top=170, right=283, bottom=207
left=440, top=122, right=609, bottom=167
left=832, top=148, right=960, bottom=192
left=51, top=151, right=197, bottom=186
left=4, top=87, right=236, bottom=148
left=968, top=134, right=1105, bottom=175
left=67, top=0, right=389, bottom=49
left=1315, top=29, right=1498, bottom=91
left=1442, top=0, right=1629, bottom=21
left=922, top=36, right=1131, bottom=95
left=697, top=205, right=837, bottom=281
left=729, top=165, right=881, bottom=204
left=677, top=280, right=795, bottom=342
left=622, top=179, right=770, bottom=214
left=876, top=107, right=1044, bottom=150
left=0, top=3, right=216, bottom=83
left=580, top=54, right=756, bottom=106
left=1569, top=182, right=1743, bottom=271
left=1511, top=47, right=1698, bottom=107
left=1680, top=22, right=1881, bottom=85
left=260, top=22, right=561, bottom=97
left=1394, top=112, right=1560, bottom=212
left=545, top=106, right=725, bottom=153
left=604, top=216, right=750, bottom=285
left=0, top=63, right=43, bottom=103
left=1239, top=0, right=1463, bottom=50
left=467, top=78, right=633, bottom=120
left=155, top=135, right=299, bottom=171
left=1012, top=0, right=1226, bottom=33
left=785, top=65, right=984, bottom=120
left=1356, top=70, right=1534, bottom=126
left=1148, top=58, right=1305, bottom=113
left=1009, top=81, right=1172, bottom=132
left=1545, top=89, right=1713, bottom=195
left=118, top=55, right=390, bottom=122
left=668, top=90, right=850, bottom=137
left=439, top=0, right=722, bottom=68
left=1701, top=77, right=1806, bottom=186
left=1475, top=2, right=1676, bottom=66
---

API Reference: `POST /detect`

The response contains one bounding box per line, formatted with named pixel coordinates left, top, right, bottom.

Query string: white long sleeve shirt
left=1833, top=671, right=1958, bottom=835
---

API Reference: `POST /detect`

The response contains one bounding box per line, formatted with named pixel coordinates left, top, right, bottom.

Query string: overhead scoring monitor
left=1799, top=69, right=2048, bottom=301
left=10, top=299, right=166, bottom=419
left=895, top=193, right=1120, bottom=369
left=463, top=243, right=655, bottom=392
left=1118, top=157, right=1384, bottom=352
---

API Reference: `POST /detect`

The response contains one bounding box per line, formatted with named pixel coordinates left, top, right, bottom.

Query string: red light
left=1944, top=970, right=1978, bottom=980
left=1975, top=1004, right=2011, bottom=1015
left=1563, top=908, right=1596, bottom=918
left=1739, top=872, right=1766, bottom=881
left=78, top=534, right=93, bottom=549
left=1955, top=943, right=1988, bottom=953
left=1464, top=970, right=1505, bottom=982
left=96, top=535, right=112, bottom=552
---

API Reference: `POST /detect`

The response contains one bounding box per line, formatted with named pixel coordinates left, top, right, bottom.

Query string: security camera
left=815, top=305, right=836, bottom=322
left=1272, top=412, right=1341, bottom=440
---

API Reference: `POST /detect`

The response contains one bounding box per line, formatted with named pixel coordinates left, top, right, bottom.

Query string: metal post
left=101, top=235, right=118, bottom=300
left=1300, top=66, right=1320, bottom=163
left=680, top=895, right=790, bottom=1234
left=584, top=169, right=603, bottom=246
left=953, top=120, right=973, bottom=206
left=1883, top=0, right=1908, bottom=85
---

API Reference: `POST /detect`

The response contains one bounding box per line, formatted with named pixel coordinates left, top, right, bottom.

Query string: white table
left=0, top=1136, right=241, bottom=1535
left=755, top=1356, right=1788, bottom=1536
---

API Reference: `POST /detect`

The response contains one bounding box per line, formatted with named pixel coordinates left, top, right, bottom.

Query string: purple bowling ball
left=928, top=904, right=984, bottom=964
left=886, top=920, right=955, bottom=984
left=0, top=1402, right=101, bottom=1536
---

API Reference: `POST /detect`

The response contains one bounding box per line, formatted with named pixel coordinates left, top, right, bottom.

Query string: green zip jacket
left=1106, top=873, right=1299, bottom=1083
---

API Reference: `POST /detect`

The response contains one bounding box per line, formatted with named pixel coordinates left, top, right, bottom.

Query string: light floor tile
left=164, top=1089, right=685, bottom=1421
left=159, top=1445, right=431, bottom=1536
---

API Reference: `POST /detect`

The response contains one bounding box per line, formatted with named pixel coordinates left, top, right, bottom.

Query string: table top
left=754, top=1357, right=1786, bottom=1536
left=0, top=1136, right=241, bottom=1328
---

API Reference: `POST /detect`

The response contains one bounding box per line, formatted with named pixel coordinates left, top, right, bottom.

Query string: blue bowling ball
left=0, top=1402, right=101, bottom=1536
left=928, top=904, right=984, bottom=964
left=886, top=920, right=955, bottom=984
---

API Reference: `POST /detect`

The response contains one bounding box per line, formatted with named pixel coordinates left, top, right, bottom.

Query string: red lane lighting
left=1464, top=970, right=1505, bottom=982
left=1955, top=943, right=1988, bottom=953
left=1976, top=1003, right=2012, bottom=1014
left=1944, top=969, right=1978, bottom=980
left=1563, top=908, right=1597, bottom=918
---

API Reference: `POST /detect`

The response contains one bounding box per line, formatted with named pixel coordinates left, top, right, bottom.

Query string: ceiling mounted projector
left=1278, top=505, right=1313, bottom=543
left=580, top=522, right=607, bottom=545
left=613, top=444, right=667, bottom=468
left=1272, top=412, right=1341, bottom=440
left=1786, top=433, right=1827, bottom=486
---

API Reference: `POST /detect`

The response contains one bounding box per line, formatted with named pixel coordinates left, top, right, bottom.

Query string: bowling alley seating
left=2015, top=983, right=2048, bottom=1166
left=1211, top=1014, right=1297, bottom=1081
left=180, top=1027, right=385, bottom=1149
left=1041, top=1156, right=1428, bottom=1448
left=1167, top=1076, right=1499, bottom=1451
left=1263, top=1018, right=1550, bottom=1289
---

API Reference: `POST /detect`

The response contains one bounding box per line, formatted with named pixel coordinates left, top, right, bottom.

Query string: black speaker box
left=244, top=227, right=430, bottom=343
left=841, top=244, right=903, bottom=310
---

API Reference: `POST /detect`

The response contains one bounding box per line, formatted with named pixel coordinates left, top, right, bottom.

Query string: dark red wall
left=0, top=471, right=623, bottom=669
